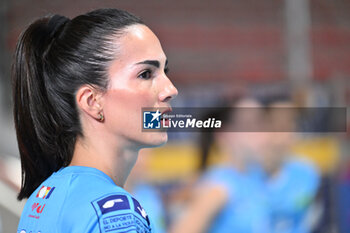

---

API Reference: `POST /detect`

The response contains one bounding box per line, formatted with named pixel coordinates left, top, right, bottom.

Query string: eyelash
left=138, top=69, right=152, bottom=80
left=137, top=67, right=170, bottom=80
left=164, top=67, right=169, bottom=74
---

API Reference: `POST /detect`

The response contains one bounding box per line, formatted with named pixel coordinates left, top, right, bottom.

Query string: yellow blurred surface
left=292, top=136, right=340, bottom=174
left=148, top=144, right=199, bottom=181
left=147, top=136, right=340, bottom=181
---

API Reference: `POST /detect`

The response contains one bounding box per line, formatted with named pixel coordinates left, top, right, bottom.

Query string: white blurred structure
left=285, top=0, right=312, bottom=85
left=0, top=155, right=23, bottom=214
left=0, top=155, right=23, bottom=232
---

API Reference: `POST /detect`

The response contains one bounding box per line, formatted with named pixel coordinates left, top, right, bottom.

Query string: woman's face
left=102, top=24, right=178, bottom=149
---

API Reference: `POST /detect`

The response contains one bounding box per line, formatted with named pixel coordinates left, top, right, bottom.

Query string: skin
left=261, top=101, right=297, bottom=176
left=169, top=185, right=228, bottom=233
left=69, top=24, right=178, bottom=188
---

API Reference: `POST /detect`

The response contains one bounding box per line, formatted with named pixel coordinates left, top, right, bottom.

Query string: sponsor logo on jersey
left=36, top=186, right=55, bottom=199
left=97, top=195, right=130, bottom=215
left=31, top=203, right=45, bottom=213
left=92, top=194, right=152, bottom=233
left=18, top=230, right=41, bottom=233
left=28, top=202, right=46, bottom=219
left=132, top=197, right=150, bottom=226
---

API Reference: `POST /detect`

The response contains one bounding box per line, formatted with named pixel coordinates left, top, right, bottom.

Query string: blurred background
left=0, top=0, right=349, bottom=232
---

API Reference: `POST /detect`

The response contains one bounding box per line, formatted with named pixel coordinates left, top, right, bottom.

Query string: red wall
left=6, top=0, right=350, bottom=84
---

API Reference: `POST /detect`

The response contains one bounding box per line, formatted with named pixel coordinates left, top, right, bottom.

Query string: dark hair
left=12, top=8, right=143, bottom=200
left=198, top=108, right=230, bottom=171
left=198, top=99, right=238, bottom=172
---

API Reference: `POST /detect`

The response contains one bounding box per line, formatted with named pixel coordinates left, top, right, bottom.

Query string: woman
left=169, top=97, right=270, bottom=233
left=13, top=8, right=177, bottom=233
left=260, top=98, right=320, bottom=233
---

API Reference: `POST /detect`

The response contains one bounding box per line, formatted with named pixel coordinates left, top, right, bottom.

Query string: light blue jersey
left=201, top=165, right=270, bottom=233
left=17, top=166, right=153, bottom=233
left=132, top=184, right=166, bottom=233
left=264, top=158, right=320, bottom=233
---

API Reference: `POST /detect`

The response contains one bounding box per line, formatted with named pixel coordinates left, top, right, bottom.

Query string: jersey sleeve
left=90, top=193, right=153, bottom=233
left=199, top=166, right=234, bottom=192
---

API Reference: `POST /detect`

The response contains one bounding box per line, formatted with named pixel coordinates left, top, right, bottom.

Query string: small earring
left=98, top=112, right=104, bottom=122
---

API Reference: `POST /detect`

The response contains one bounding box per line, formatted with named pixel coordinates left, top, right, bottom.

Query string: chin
left=143, top=131, right=168, bottom=148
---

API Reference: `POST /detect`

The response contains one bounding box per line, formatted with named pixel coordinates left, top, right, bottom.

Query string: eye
left=138, top=69, right=152, bottom=80
left=164, top=67, right=169, bottom=74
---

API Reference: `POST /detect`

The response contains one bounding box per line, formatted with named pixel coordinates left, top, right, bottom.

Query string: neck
left=70, top=136, right=139, bottom=188
left=222, top=145, right=247, bottom=172
left=264, top=159, right=283, bottom=178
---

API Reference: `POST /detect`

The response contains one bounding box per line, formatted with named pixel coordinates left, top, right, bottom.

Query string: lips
left=160, top=107, right=172, bottom=127
left=160, top=107, right=172, bottom=119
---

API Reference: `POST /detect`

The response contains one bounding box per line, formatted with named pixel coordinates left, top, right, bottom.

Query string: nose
left=159, top=75, right=178, bottom=102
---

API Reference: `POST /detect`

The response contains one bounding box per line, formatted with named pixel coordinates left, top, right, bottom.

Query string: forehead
left=117, top=24, right=166, bottom=63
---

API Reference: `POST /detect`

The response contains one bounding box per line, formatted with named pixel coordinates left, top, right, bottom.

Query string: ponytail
left=12, top=9, right=143, bottom=200
left=13, top=15, right=71, bottom=200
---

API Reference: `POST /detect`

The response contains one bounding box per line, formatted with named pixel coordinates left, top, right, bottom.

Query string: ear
left=76, top=85, right=104, bottom=122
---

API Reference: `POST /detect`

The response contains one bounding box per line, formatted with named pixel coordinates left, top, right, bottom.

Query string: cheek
left=102, top=87, right=157, bottom=138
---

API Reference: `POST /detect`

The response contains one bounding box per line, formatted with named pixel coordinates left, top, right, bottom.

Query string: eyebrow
left=135, top=59, right=168, bottom=68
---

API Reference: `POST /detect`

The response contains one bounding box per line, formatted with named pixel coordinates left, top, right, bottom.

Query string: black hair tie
left=47, top=15, right=70, bottom=40
left=43, top=15, right=70, bottom=56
